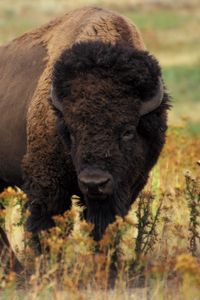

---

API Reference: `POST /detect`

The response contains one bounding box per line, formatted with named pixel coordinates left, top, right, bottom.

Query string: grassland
left=0, top=1, right=200, bottom=299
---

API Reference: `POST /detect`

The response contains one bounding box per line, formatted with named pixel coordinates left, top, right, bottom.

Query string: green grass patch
left=163, top=65, right=200, bottom=103
left=127, top=9, right=192, bottom=30
left=186, top=121, right=200, bottom=135
left=127, top=8, right=200, bottom=57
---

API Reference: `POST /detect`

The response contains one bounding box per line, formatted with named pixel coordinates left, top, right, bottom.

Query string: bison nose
left=78, top=169, right=113, bottom=197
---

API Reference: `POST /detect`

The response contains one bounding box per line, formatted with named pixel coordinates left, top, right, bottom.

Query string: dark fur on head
left=53, top=41, right=163, bottom=103
left=51, top=41, right=170, bottom=240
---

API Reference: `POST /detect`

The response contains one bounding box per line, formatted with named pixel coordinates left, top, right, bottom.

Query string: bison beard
left=83, top=180, right=130, bottom=240
left=84, top=198, right=116, bottom=241
left=79, top=171, right=148, bottom=241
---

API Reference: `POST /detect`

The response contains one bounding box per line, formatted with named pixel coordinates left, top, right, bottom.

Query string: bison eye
left=121, top=128, right=136, bottom=142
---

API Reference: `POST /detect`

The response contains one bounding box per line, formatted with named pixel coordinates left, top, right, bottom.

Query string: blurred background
left=0, top=0, right=199, bottom=135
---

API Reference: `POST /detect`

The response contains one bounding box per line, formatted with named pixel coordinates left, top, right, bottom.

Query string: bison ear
left=140, top=77, right=164, bottom=116
left=50, top=85, right=63, bottom=112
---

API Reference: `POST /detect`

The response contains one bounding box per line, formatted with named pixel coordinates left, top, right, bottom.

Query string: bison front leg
left=22, top=152, right=76, bottom=255
left=24, top=180, right=71, bottom=233
left=22, top=127, right=77, bottom=233
left=22, top=104, right=80, bottom=252
left=22, top=177, right=72, bottom=255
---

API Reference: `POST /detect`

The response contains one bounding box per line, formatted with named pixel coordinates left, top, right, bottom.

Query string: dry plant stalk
left=185, top=170, right=200, bottom=256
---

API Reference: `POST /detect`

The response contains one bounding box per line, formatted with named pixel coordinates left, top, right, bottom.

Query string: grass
left=0, top=129, right=199, bottom=299
left=0, top=0, right=200, bottom=299
left=163, top=65, right=200, bottom=103
left=127, top=9, right=192, bottom=30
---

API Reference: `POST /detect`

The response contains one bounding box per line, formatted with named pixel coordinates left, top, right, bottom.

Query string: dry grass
left=0, top=129, right=200, bottom=299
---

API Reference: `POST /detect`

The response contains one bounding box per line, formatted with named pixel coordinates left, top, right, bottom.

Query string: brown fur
left=0, top=7, right=144, bottom=187
left=24, top=7, right=145, bottom=194
left=0, top=39, right=47, bottom=185
left=22, top=7, right=145, bottom=216
left=0, top=7, right=167, bottom=242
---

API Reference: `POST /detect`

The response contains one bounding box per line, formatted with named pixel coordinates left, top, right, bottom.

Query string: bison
left=0, top=7, right=170, bottom=243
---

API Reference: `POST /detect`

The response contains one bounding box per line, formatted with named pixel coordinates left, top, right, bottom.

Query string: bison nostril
left=98, top=178, right=110, bottom=192
left=99, top=178, right=109, bottom=187
left=78, top=169, right=113, bottom=196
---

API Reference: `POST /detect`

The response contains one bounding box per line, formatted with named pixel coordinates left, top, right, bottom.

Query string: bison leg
left=0, top=178, right=9, bottom=193
left=21, top=109, right=80, bottom=247
left=21, top=179, right=72, bottom=254
left=23, top=178, right=72, bottom=234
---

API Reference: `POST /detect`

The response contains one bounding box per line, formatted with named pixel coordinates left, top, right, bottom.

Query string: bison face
left=51, top=41, right=168, bottom=240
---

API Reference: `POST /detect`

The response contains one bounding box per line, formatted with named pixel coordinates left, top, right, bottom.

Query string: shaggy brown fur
left=0, top=7, right=169, bottom=241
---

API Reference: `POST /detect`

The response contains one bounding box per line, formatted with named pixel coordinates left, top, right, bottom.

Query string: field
left=0, top=1, right=200, bottom=299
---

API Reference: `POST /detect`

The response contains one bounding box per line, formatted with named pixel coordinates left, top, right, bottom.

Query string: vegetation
left=0, top=132, right=199, bottom=299
left=0, top=1, right=199, bottom=299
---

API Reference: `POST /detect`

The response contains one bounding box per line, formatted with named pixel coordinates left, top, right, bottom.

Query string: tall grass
left=0, top=129, right=200, bottom=299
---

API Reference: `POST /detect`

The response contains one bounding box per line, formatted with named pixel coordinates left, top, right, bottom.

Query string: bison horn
left=50, top=85, right=63, bottom=112
left=140, top=77, right=164, bottom=115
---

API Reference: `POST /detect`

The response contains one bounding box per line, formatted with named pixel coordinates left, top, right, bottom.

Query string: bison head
left=51, top=41, right=169, bottom=240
